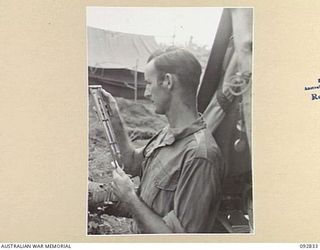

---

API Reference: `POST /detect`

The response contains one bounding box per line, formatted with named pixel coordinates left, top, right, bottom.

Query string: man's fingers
left=100, top=88, right=111, bottom=98
left=113, top=168, right=127, bottom=181
left=100, top=89, right=120, bottom=117
left=111, top=161, right=116, bottom=170
left=101, top=89, right=115, bottom=104
left=110, top=181, right=116, bottom=190
left=110, top=181, right=120, bottom=198
left=115, top=166, right=126, bottom=177
left=111, top=161, right=125, bottom=175
left=112, top=169, right=121, bottom=179
left=111, top=161, right=126, bottom=177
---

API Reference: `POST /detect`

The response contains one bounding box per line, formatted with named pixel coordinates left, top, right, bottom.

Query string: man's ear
left=163, top=73, right=173, bottom=90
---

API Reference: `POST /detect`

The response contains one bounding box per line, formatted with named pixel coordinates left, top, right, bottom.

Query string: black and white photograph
left=87, top=7, right=253, bottom=235
left=4, top=0, right=320, bottom=246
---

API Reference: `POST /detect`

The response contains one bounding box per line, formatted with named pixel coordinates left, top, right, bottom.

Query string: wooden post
left=134, top=59, right=139, bottom=102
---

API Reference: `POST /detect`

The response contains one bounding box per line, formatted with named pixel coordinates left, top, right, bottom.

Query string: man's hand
left=100, top=89, right=121, bottom=120
left=96, top=89, right=144, bottom=177
left=222, top=53, right=238, bottom=94
left=111, top=166, right=173, bottom=233
left=111, top=166, right=136, bottom=203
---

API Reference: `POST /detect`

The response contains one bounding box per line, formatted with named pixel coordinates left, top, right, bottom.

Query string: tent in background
left=87, top=27, right=159, bottom=99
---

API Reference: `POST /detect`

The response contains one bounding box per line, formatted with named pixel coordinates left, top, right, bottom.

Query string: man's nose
left=144, top=84, right=151, bottom=99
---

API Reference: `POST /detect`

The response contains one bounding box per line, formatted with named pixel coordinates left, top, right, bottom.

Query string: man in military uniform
left=102, top=48, right=224, bottom=233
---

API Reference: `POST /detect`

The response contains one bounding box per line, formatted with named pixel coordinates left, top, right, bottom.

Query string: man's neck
left=166, top=101, right=199, bottom=128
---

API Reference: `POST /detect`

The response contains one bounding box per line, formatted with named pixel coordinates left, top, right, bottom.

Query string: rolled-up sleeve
left=162, top=210, right=185, bottom=233
left=203, top=88, right=234, bottom=135
left=170, top=156, right=222, bottom=233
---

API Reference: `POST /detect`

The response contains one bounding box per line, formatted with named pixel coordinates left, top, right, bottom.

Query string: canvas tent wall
left=87, top=27, right=159, bottom=99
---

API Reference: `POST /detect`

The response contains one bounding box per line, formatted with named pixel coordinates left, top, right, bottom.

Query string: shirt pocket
left=154, top=167, right=179, bottom=191
left=151, top=167, right=180, bottom=215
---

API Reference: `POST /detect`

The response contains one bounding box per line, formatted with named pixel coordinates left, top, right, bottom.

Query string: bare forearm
left=100, top=89, right=144, bottom=176
left=111, top=113, right=142, bottom=176
left=127, top=193, right=172, bottom=233
left=111, top=114, right=133, bottom=162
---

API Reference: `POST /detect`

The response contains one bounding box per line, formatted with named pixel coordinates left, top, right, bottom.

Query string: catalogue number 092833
left=300, top=244, right=318, bottom=248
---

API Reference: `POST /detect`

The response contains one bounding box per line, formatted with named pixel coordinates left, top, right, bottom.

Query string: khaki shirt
left=133, top=117, right=224, bottom=233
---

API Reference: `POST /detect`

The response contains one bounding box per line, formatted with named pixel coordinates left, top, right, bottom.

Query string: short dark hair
left=147, top=46, right=180, bottom=63
left=147, top=49, right=165, bottom=63
left=147, top=47, right=202, bottom=95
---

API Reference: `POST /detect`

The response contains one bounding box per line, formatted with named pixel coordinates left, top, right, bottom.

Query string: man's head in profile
left=144, top=48, right=202, bottom=116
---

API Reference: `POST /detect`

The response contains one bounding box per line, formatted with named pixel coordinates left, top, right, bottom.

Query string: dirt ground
left=88, top=95, right=167, bottom=235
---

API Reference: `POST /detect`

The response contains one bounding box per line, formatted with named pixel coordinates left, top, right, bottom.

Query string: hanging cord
left=225, top=71, right=252, bottom=96
left=234, top=95, right=247, bottom=152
